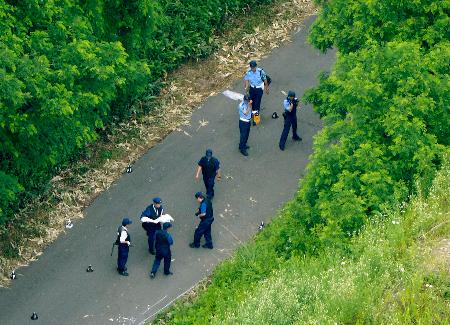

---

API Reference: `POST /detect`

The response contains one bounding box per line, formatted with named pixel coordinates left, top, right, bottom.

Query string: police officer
left=279, top=90, right=302, bottom=151
left=189, top=192, right=214, bottom=249
left=196, top=149, right=221, bottom=199
left=244, top=60, right=270, bottom=125
left=140, top=197, right=164, bottom=255
left=150, top=222, right=174, bottom=278
left=117, top=217, right=132, bottom=276
left=238, top=95, right=252, bottom=156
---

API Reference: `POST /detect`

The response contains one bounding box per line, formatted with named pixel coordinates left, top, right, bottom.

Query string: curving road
left=0, top=16, right=335, bottom=325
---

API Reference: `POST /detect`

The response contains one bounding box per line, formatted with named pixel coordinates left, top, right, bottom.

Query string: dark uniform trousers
left=249, top=86, right=263, bottom=113
left=239, top=120, right=251, bottom=150
left=117, top=226, right=130, bottom=272
left=203, top=176, right=215, bottom=198
left=193, top=218, right=214, bottom=248
left=151, top=251, right=171, bottom=275
left=117, top=244, right=129, bottom=272
left=279, top=113, right=299, bottom=149
left=146, top=224, right=161, bottom=253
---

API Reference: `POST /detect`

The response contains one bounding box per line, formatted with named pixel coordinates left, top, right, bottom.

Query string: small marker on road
left=65, top=219, right=73, bottom=229
left=126, top=164, right=133, bottom=173
left=31, top=312, right=38, bottom=320
left=258, top=221, right=265, bottom=231
left=86, top=265, right=94, bottom=273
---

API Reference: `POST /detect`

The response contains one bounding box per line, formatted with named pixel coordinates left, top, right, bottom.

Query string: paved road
left=0, top=16, right=335, bottom=325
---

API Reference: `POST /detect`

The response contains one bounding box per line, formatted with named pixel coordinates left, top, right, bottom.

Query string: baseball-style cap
left=205, top=149, right=213, bottom=158
left=195, top=191, right=204, bottom=199
left=249, top=60, right=257, bottom=68
left=122, top=217, right=133, bottom=226
left=153, top=197, right=162, bottom=204
left=288, top=90, right=296, bottom=97
left=162, top=222, right=172, bottom=230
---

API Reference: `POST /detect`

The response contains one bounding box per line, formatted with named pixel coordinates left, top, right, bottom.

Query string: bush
left=0, top=0, right=275, bottom=228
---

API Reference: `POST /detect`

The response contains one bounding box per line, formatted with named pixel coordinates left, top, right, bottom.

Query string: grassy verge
left=155, top=162, right=450, bottom=324
left=1, top=0, right=317, bottom=284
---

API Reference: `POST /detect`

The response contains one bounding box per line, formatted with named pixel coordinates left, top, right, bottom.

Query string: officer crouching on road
left=140, top=197, right=164, bottom=255
left=150, top=222, right=174, bottom=278
left=189, top=192, right=214, bottom=249
left=117, top=217, right=132, bottom=276
left=279, top=90, right=302, bottom=151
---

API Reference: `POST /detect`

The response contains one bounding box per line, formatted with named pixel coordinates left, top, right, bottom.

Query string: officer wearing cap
left=189, top=192, right=214, bottom=249
left=279, top=90, right=302, bottom=150
left=117, top=217, right=132, bottom=276
left=238, top=95, right=252, bottom=156
left=140, top=197, right=164, bottom=255
left=150, top=222, right=174, bottom=278
left=196, top=149, right=221, bottom=199
left=244, top=60, right=269, bottom=125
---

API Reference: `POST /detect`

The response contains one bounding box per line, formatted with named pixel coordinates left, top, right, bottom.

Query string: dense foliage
left=155, top=0, right=449, bottom=323
left=0, top=0, right=274, bottom=227
left=219, top=163, right=450, bottom=324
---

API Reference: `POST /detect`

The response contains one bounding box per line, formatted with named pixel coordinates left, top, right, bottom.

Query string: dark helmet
left=287, top=90, right=296, bottom=98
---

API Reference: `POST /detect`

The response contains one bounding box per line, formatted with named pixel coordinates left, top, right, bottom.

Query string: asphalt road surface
left=0, top=16, right=335, bottom=325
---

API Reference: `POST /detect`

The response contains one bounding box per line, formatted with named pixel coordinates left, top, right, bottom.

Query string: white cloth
left=119, top=228, right=128, bottom=243
left=141, top=214, right=174, bottom=224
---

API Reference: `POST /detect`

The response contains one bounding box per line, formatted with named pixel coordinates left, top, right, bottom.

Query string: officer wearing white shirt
left=244, top=60, right=269, bottom=125
left=238, top=95, right=252, bottom=156
left=117, top=217, right=132, bottom=276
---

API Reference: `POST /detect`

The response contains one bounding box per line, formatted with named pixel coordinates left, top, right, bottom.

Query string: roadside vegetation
left=154, top=0, right=449, bottom=323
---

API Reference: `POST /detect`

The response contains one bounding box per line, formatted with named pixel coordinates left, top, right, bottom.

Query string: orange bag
left=253, top=113, right=261, bottom=125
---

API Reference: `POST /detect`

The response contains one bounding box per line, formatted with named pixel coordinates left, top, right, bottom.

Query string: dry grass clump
left=0, top=0, right=317, bottom=286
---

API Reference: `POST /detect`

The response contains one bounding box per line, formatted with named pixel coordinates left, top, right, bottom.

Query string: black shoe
left=293, top=136, right=302, bottom=141
left=149, top=249, right=155, bottom=255
left=189, top=242, right=200, bottom=248
left=202, top=244, right=213, bottom=249
left=164, top=271, right=173, bottom=276
left=245, top=145, right=250, bottom=149
left=240, top=149, right=249, bottom=156
left=118, top=270, right=129, bottom=276
left=279, top=145, right=285, bottom=151
left=150, top=272, right=155, bottom=279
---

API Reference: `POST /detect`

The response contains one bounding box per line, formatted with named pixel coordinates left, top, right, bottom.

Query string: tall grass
left=218, top=164, right=450, bottom=324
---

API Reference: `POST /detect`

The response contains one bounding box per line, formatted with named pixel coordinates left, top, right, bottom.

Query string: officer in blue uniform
left=279, top=90, right=302, bottom=151
left=117, top=217, right=132, bottom=276
left=238, top=95, right=252, bottom=156
left=140, top=197, right=164, bottom=255
left=189, top=192, right=214, bottom=249
left=196, top=149, right=221, bottom=199
left=150, top=222, right=174, bottom=278
left=244, top=60, right=269, bottom=125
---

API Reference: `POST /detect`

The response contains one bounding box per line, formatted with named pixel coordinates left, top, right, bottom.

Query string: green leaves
left=299, top=0, right=449, bottom=250
left=309, top=0, right=450, bottom=54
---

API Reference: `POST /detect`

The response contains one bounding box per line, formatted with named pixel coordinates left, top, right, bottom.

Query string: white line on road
left=138, top=281, right=203, bottom=325
left=140, top=295, right=168, bottom=315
